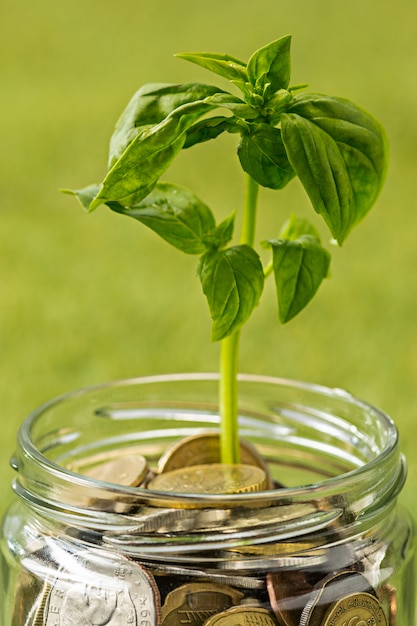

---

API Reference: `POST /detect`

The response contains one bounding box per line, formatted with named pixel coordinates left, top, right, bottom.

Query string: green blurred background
left=1, top=0, right=417, bottom=518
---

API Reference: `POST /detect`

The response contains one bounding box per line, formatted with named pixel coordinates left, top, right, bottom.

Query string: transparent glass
left=0, top=374, right=415, bottom=626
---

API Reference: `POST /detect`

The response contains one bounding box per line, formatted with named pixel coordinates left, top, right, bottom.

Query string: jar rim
left=14, top=373, right=403, bottom=510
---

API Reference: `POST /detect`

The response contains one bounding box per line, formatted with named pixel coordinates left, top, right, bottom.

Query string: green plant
left=65, top=35, right=388, bottom=465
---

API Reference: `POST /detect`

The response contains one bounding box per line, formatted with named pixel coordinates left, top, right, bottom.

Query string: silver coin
left=299, top=570, right=377, bottom=626
left=108, top=502, right=316, bottom=537
left=140, top=561, right=265, bottom=590
left=44, top=548, right=160, bottom=626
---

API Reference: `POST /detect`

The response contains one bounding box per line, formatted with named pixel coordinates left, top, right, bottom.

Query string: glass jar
left=0, top=374, right=415, bottom=626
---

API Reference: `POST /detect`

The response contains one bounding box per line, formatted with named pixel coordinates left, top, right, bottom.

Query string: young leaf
left=109, top=82, right=226, bottom=167
left=202, top=212, right=235, bottom=250
left=61, top=183, right=101, bottom=212
left=247, top=35, right=292, bottom=95
left=90, top=99, right=220, bottom=211
left=107, top=182, right=216, bottom=255
left=237, top=123, right=295, bottom=189
left=198, top=245, right=264, bottom=341
left=279, top=213, right=321, bottom=240
left=269, top=230, right=331, bottom=323
left=281, top=94, right=388, bottom=243
left=175, top=51, right=248, bottom=84
left=206, top=92, right=259, bottom=119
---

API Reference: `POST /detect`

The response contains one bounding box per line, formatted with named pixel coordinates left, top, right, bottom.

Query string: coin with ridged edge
left=148, top=463, right=268, bottom=494
left=32, top=582, right=51, bottom=626
left=44, top=548, right=161, bottom=626
left=299, top=570, right=381, bottom=626
left=203, top=605, right=278, bottom=626
left=158, top=433, right=273, bottom=488
left=161, top=582, right=243, bottom=626
left=321, top=592, right=388, bottom=626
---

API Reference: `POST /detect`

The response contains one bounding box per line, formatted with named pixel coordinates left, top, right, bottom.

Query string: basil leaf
left=175, top=51, right=248, bottom=83
left=107, top=182, right=216, bottom=255
left=202, top=212, right=235, bottom=250
left=281, top=94, right=388, bottom=243
left=183, top=116, right=234, bottom=149
left=109, top=82, right=225, bottom=167
left=61, top=183, right=101, bottom=212
left=269, top=234, right=330, bottom=323
left=238, top=124, right=295, bottom=189
left=91, top=99, right=219, bottom=211
left=247, top=35, right=292, bottom=95
left=207, top=93, right=259, bottom=119
left=198, top=245, right=264, bottom=341
left=279, top=213, right=321, bottom=240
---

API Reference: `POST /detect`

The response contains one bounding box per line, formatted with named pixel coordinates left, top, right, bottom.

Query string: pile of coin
left=14, top=433, right=396, bottom=626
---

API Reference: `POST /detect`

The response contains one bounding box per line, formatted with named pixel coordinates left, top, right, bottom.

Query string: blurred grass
left=1, top=0, right=417, bottom=519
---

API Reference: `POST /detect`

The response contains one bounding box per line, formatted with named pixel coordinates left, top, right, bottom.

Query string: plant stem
left=219, top=175, right=260, bottom=464
left=241, top=174, right=260, bottom=248
left=219, top=330, right=241, bottom=464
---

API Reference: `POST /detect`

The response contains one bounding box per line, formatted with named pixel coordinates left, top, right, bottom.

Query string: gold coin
left=203, top=605, right=278, bottom=626
left=161, top=582, right=243, bottom=626
left=299, top=570, right=379, bottom=626
left=32, top=582, right=51, bottom=626
left=64, top=451, right=149, bottom=512
left=11, top=570, right=43, bottom=626
left=158, top=433, right=273, bottom=488
left=321, top=593, right=388, bottom=626
left=69, top=452, right=149, bottom=487
left=148, top=463, right=268, bottom=494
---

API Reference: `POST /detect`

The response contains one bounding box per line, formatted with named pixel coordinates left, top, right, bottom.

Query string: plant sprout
left=65, top=35, right=388, bottom=465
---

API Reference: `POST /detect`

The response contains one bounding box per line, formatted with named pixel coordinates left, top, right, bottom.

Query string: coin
left=299, top=570, right=380, bottom=626
left=148, top=464, right=268, bottom=495
left=203, top=605, right=278, bottom=626
left=378, top=584, right=397, bottom=626
left=69, top=452, right=149, bottom=487
left=161, top=582, right=243, bottom=626
left=10, top=570, right=43, bottom=626
left=321, top=593, right=388, bottom=626
left=32, top=582, right=51, bottom=626
left=267, top=570, right=315, bottom=626
left=64, top=452, right=149, bottom=513
left=44, top=548, right=160, bottom=626
left=109, top=502, right=317, bottom=538
left=137, top=561, right=265, bottom=590
left=158, top=433, right=273, bottom=488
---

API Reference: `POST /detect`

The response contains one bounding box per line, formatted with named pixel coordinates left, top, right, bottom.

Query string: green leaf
left=281, top=94, right=388, bottom=243
left=206, top=92, right=259, bottom=119
left=108, top=82, right=225, bottom=167
left=108, top=182, right=216, bottom=254
left=279, top=213, right=321, bottom=240
left=247, top=35, right=292, bottom=94
left=269, top=232, right=331, bottom=323
left=202, top=212, right=235, bottom=249
left=91, top=99, right=219, bottom=211
left=175, top=51, right=248, bottom=84
left=237, top=124, right=295, bottom=189
left=61, top=183, right=101, bottom=211
left=198, top=245, right=264, bottom=341
left=183, top=116, right=234, bottom=149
